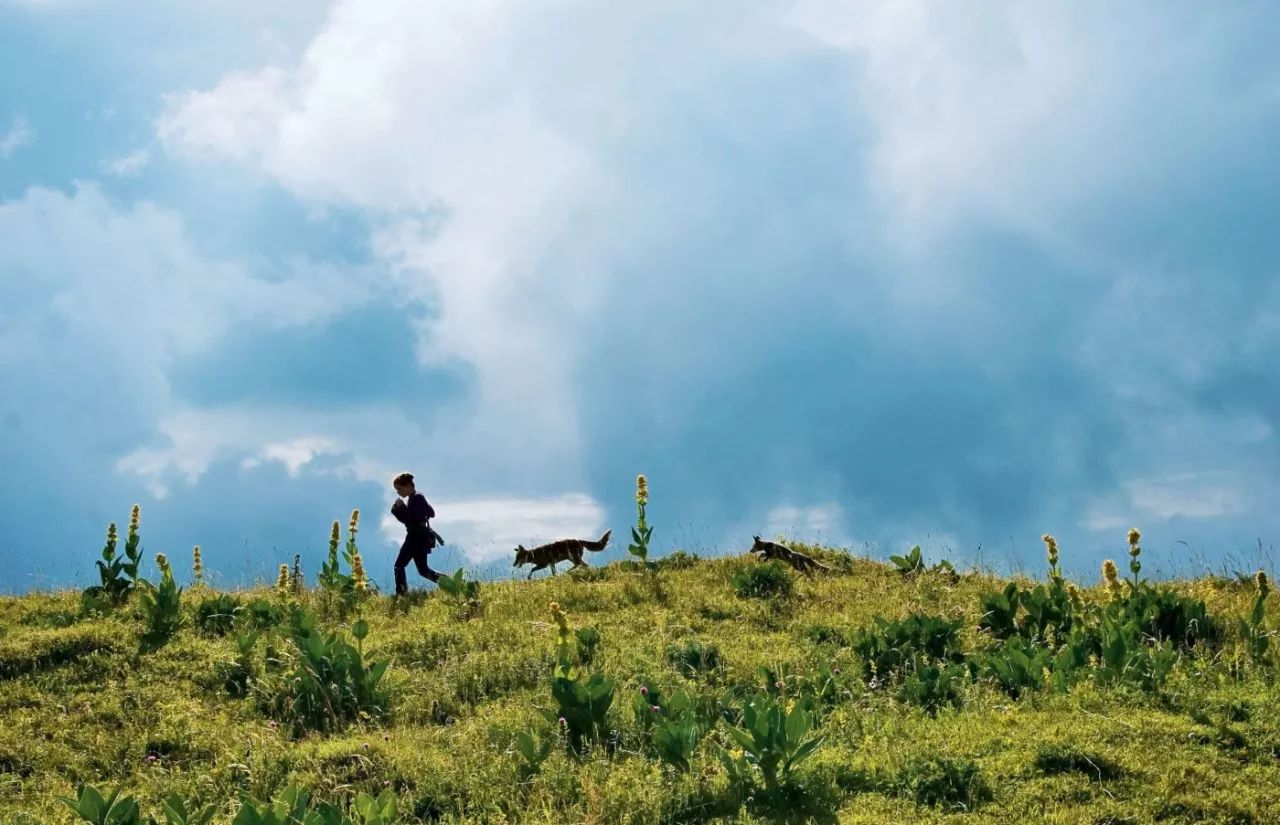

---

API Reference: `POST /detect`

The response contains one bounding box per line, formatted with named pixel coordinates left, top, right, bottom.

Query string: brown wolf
left=513, top=530, right=612, bottom=578
left=749, top=535, right=831, bottom=576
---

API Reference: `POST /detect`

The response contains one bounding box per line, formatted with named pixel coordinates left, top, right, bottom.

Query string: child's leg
left=411, top=548, right=439, bottom=583
left=393, top=545, right=414, bottom=595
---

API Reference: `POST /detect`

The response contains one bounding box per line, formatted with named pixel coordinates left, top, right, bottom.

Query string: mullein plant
left=627, top=474, right=654, bottom=569
left=547, top=601, right=615, bottom=753
left=138, top=553, right=184, bottom=651
left=319, top=520, right=345, bottom=594
left=1239, top=570, right=1272, bottom=665
left=291, top=554, right=305, bottom=596
left=1102, top=559, right=1123, bottom=602
left=1127, top=527, right=1143, bottom=590
left=276, top=564, right=291, bottom=600
left=191, top=546, right=205, bottom=589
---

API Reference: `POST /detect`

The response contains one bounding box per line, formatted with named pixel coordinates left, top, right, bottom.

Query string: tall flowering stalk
left=139, top=552, right=183, bottom=650
left=1102, top=559, right=1123, bottom=602
left=351, top=551, right=368, bottom=596
left=192, top=545, right=204, bottom=588
left=1127, top=527, right=1142, bottom=589
left=1042, top=533, right=1061, bottom=584
left=627, top=474, right=653, bottom=567
left=291, top=554, right=304, bottom=595
left=122, top=504, right=144, bottom=585
left=276, top=564, right=291, bottom=599
left=319, top=520, right=344, bottom=594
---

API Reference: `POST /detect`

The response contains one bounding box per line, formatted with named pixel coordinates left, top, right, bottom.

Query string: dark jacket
left=392, top=492, right=437, bottom=547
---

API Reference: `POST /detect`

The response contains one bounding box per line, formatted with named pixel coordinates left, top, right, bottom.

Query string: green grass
left=1, top=549, right=1278, bottom=824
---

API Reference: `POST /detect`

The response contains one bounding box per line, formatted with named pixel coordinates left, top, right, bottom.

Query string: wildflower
left=651, top=705, right=661, bottom=713
left=146, top=754, right=157, bottom=763
left=155, top=553, right=171, bottom=578
left=639, top=686, right=649, bottom=696
left=103, top=523, right=118, bottom=560
left=291, top=554, right=303, bottom=594
left=636, top=474, right=649, bottom=506
left=1258, top=570, right=1270, bottom=599
left=1102, top=559, right=1122, bottom=600
left=775, top=681, right=784, bottom=690
left=276, top=564, right=290, bottom=596
left=833, top=667, right=841, bottom=675
left=351, top=551, right=368, bottom=595
left=192, top=545, right=204, bottom=586
left=330, top=520, right=341, bottom=546
left=349, top=508, right=360, bottom=535
left=1067, top=583, right=1083, bottom=611
left=129, top=504, right=141, bottom=533
left=1042, top=533, right=1059, bottom=568
left=1127, top=527, right=1141, bottom=549
left=558, top=717, right=567, bottom=728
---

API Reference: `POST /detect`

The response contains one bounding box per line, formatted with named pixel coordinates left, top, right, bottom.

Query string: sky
left=1, top=0, right=1278, bottom=593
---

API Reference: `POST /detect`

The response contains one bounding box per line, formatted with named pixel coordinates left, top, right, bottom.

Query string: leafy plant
left=59, top=786, right=217, bottom=825
left=666, top=638, right=723, bottom=679
left=81, top=508, right=145, bottom=612
left=512, top=729, right=554, bottom=782
left=436, top=567, right=482, bottom=617
left=981, top=636, right=1055, bottom=699
left=720, top=691, right=824, bottom=796
left=244, top=598, right=286, bottom=631
left=194, top=593, right=243, bottom=637
left=732, top=561, right=794, bottom=600
left=232, top=785, right=398, bottom=825
left=223, top=631, right=259, bottom=697
left=59, top=785, right=142, bottom=825
left=627, top=474, right=655, bottom=569
left=260, top=606, right=390, bottom=734
left=138, top=554, right=184, bottom=652
left=851, top=614, right=964, bottom=683
left=547, top=602, right=615, bottom=753
left=899, top=657, right=966, bottom=715
left=889, top=545, right=925, bottom=576
left=632, top=681, right=717, bottom=772
left=1238, top=571, right=1271, bottom=665
left=895, top=756, right=992, bottom=809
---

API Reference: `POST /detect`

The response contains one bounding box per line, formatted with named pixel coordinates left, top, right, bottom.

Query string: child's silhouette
left=390, top=471, right=440, bottom=594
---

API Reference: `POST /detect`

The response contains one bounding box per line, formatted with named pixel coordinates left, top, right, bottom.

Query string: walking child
left=390, top=471, right=441, bottom=594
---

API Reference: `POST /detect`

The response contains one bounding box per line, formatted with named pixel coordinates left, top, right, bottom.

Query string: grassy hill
left=1, top=533, right=1278, bottom=824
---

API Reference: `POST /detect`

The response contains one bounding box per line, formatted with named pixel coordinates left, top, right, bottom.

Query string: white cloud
left=1083, top=471, right=1251, bottom=533
left=0, top=115, right=34, bottom=158
left=101, top=149, right=151, bottom=178
left=378, top=493, right=607, bottom=563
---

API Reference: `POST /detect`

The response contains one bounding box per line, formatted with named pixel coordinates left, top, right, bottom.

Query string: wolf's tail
left=585, top=529, right=612, bottom=551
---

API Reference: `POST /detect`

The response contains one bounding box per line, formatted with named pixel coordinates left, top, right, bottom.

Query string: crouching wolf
left=749, top=535, right=831, bottom=576
left=513, top=530, right=612, bottom=578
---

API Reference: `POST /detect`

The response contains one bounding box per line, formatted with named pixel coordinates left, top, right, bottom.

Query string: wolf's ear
left=752, top=535, right=761, bottom=543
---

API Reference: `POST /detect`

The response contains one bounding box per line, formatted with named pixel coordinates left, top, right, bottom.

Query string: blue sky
left=2, top=1, right=1278, bottom=592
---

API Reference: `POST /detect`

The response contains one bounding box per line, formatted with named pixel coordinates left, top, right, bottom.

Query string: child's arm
left=391, top=498, right=410, bottom=523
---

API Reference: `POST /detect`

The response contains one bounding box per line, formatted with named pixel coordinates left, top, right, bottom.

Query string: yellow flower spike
left=1042, top=533, right=1059, bottom=568
left=276, top=564, right=290, bottom=595
left=351, top=551, right=368, bottom=595
left=330, top=521, right=341, bottom=542
left=192, top=546, right=203, bottom=585
left=129, top=504, right=141, bottom=530
left=1258, top=570, right=1270, bottom=599
left=155, top=553, right=170, bottom=576
left=107, top=523, right=118, bottom=542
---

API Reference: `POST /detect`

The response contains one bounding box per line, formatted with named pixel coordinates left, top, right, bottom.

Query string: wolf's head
left=513, top=546, right=530, bottom=567
left=749, top=535, right=765, bottom=553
